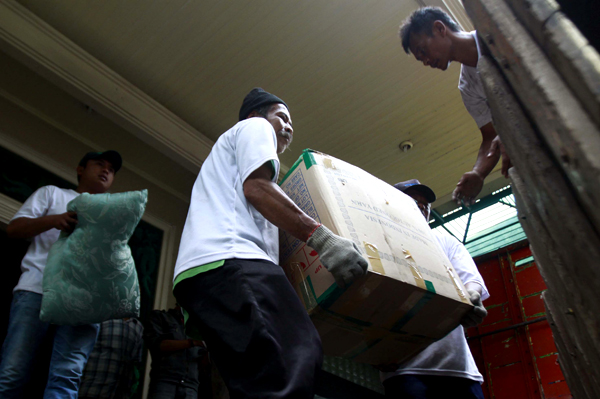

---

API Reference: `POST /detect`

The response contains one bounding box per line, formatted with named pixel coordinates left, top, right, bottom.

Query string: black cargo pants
left=174, top=258, right=323, bottom=399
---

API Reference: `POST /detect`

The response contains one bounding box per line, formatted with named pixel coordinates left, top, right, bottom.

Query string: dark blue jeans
left=383, top=375, right=485, bottom=399
left=0, top=291, right=99, bottom=399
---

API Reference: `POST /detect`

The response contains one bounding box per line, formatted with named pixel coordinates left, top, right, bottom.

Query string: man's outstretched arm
left=243, top=162, right=368, bottom=288
left=452, top=123, right=511, bottom=206
left=243, top=163, right=319, bottom=242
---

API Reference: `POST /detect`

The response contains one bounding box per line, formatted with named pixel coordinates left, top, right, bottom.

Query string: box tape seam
left=402, top=248, right=427, bottom=290
left=347, top=338, right=384, bottom=360
left=364, top=242, right=385, bottom=275
left=323, top=157, right=337, bottom=170
left=390, top=291, right=435, bottom=333
left=302, top=149, right=317, bottom=170
left=443, top=264, right=470, bottom=304
left=320, top=307, right=372, bottom=328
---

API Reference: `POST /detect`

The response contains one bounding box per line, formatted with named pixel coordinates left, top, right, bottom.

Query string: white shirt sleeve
left=440, top=233, right=490, bottom=301
left=457, top=31, right=493, bottom=130
left=11, top=186, right=53, bottom=221
left=458, top=68, right=493, bottom=130
left=235, top=118, right=280, bottom=184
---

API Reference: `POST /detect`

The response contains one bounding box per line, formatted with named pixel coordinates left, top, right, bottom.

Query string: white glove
left=307, top=225, right=368, bottom=289
left=461, top=289, right=487, bottom=328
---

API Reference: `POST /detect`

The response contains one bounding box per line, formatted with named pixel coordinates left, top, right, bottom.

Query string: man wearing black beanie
left=172, top=88, right=367, bottom=398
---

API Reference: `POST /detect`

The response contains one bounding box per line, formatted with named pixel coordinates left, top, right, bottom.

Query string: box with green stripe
left=279, top=149, right=473, bottom=365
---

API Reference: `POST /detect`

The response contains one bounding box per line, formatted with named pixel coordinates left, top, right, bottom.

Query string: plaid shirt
left=79, top=318, right=144, bottom=399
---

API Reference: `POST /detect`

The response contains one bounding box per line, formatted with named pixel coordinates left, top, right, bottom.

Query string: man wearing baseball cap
left=0, top=150, right=122, bottom=398
left=78, top=150, right=122, bottom=177
left=172, top=88, right=368, bottom=398
left=381, top=179, right=490, bottom=399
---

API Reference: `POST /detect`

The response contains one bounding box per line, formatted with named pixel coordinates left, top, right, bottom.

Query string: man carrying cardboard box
left=172, top=88, right=368, bottom=399
left=381, top=179, right=489, bottom=399
left=399, top=7, right=512, bottom=206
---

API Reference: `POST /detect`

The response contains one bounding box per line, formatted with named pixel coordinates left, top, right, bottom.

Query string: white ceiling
left=11, top=0, right=505, bottom=209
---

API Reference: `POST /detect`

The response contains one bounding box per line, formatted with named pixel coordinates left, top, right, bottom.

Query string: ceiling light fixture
left=399, top=140, right=413, bottom=152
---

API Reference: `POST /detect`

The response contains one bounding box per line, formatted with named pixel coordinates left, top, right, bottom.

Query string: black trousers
left=174, top=258, right=323, bottom=399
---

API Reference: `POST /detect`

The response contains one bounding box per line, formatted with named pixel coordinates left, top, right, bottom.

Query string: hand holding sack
left=40, top=190, right=148, bottom=325
left=306, top=224, right=368, bottom=289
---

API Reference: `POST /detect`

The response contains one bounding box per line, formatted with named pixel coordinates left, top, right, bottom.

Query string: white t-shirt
left=11, top=185, right=80, bottom=294
left=458, top=31, right=493, bottom=129
left=382, top=230, right=490, bottom=383
left=174, top=117, right=281, bottom=278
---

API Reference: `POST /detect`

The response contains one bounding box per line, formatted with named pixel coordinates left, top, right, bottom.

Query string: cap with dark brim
left=79, top=150, right=123, bottom=173
left=239, top=87, right=288, bottom=121
left=393, top=179, right=436, bottom=203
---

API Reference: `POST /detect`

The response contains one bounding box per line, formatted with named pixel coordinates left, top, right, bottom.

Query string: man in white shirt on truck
left=399, top=7, right=512, bottom=206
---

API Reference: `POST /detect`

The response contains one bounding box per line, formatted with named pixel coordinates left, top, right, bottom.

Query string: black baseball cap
left=393, top=179, right=436, bottom=203
left=79, top=150, right=122, bottom=173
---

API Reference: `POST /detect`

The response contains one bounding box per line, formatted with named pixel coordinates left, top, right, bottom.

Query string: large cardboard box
left=279, top=150, right=473, bottom=365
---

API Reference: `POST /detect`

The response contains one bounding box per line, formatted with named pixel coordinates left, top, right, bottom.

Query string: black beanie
left=238, top=88, right=288, bottom=121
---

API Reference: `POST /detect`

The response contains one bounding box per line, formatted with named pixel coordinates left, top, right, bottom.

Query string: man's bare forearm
left=245, top=178, right=318, bottom=242
left=244, top=163, right=368, bottom=289
left=472, top=123, right=500, bottom=178
left=7, top=216, right=57, bottom=239
left=472, top=139, right=498, bottom=178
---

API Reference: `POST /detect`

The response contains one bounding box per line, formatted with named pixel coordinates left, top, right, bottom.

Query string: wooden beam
left=504, top=0, right=600, bottom=128
left=543, top=290, right=596, bottom=399
left=0, top=0, right=213, bottom=173
left=503, top=0, right=559, bottom=44
left=511, top=169, right=600, bottom=398
left=463, top=0, right=600, bottom=236
left=477, top=55, right=600, bottom=396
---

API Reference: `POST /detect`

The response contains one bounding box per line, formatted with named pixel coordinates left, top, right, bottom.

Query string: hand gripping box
left=279, top=150, right=473, bottom=365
